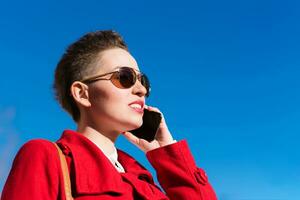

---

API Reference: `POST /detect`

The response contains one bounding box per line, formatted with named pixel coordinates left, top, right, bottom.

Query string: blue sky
left=0, top=0, right=299, bottom=199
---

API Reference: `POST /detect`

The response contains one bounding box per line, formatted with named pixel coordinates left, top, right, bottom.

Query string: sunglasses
left=80, top=67, right=151, bottom=97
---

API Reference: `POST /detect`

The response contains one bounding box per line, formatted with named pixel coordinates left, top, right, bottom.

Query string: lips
left=128, top=100, right=144, bottom=113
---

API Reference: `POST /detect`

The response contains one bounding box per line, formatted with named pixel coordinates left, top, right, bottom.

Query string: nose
left=132, top=79, right=147, bottom=97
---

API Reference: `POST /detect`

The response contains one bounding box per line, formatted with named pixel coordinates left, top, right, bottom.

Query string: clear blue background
left=0, top=0, right=299, bottom=199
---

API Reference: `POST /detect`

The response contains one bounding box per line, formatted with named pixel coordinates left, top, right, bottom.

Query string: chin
left=122, top=115, right=143, bottom=132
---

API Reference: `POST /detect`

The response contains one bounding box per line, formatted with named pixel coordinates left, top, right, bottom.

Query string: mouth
left=128, top=100, right=144, bottom=114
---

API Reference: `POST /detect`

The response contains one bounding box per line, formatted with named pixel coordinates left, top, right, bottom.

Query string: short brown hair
left=53, top=30, right=128, bottom=122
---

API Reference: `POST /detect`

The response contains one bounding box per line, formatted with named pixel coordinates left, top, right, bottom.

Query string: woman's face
left=85, top=48, right=147, bottom=133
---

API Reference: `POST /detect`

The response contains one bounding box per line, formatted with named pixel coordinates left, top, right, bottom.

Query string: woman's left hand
left=123, top=105, right=175, bottom=153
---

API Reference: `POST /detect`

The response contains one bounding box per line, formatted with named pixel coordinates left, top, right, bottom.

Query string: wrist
left=159, top=139, right=177, bottom=147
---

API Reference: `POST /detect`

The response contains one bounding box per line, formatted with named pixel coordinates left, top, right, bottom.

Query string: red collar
left=56, top=130, right=153, bottom=195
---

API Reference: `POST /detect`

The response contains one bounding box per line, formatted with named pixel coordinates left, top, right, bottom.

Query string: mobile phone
left=129, top=109, right=162, bottom=142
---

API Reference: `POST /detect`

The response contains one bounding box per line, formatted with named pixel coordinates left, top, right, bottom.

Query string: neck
left=76, top=121, right=120, bottom=156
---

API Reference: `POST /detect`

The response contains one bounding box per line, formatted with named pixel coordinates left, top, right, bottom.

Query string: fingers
left=123, top=131, right=140, bottom=145
left=145, top=105, right=166, bottom=124
left=122, top=131, right=148, bottom=152
left=123, top=105, right=170, bottom=152
left=145, top=105, right=165, bottom=118
left=145, top=105, right=160, bottom=113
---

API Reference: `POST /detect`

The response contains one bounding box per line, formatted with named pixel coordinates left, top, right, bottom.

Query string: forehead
left=96, top=48, right=139, bottom=72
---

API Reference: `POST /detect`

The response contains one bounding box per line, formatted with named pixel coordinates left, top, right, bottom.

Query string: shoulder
left=13, top=139, right=59, bottom=165
left=2, top=139, right=61, bottom=199
left=19, top=139, right=56, bottom=154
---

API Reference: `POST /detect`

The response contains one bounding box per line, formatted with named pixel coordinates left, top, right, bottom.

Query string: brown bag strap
left=53, top=142, right=74, bottom=200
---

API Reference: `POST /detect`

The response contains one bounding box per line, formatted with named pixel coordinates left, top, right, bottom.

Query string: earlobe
left=70, top=81, right=91, bottom=107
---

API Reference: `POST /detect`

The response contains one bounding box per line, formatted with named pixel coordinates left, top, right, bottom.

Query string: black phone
left=129, top=109, right=162, bottom=142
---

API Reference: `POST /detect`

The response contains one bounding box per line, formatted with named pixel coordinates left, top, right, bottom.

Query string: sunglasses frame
left=80, top=66, right=150, bottom=97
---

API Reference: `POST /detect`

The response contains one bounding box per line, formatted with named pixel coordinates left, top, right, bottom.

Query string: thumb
left=122, top=131, right=149, bottom=152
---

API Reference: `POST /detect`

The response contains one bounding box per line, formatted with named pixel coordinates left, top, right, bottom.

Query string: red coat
left=1, top=130, right=217, bottom=200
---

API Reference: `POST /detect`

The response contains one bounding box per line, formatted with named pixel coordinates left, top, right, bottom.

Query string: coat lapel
left=57, top=130, right=126, bottom=195
left=56, top=129, right=162, bottom=199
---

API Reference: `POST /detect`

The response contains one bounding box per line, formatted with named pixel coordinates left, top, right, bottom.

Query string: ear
left=70, top=81, right=91, bottom=107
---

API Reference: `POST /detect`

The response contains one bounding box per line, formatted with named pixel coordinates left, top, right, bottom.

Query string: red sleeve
left=146, top=140, right=218, bottom=200
left=1, top=139, right=60, bottom=200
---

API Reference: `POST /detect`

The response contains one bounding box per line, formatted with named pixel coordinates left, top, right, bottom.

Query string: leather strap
left=53, top=143, right=74, bottom=200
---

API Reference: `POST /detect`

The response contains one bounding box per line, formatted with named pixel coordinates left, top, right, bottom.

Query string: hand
left=123, top=105, right=175, bottom=153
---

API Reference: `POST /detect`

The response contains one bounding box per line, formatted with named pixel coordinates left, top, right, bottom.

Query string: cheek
left=89, top=88, right=107, bottom=107
left=88, top=86, right=143, bottom=130
left=89, top=86, right=127, bottom=112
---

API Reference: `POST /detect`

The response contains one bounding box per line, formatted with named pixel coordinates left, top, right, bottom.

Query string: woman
left=1, top=30, right=217, bottom=200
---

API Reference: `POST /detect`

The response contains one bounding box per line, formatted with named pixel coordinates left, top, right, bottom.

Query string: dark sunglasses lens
left=112, top=67, right=150, bottom=97
left=112, top=67, right=135, bottom=88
